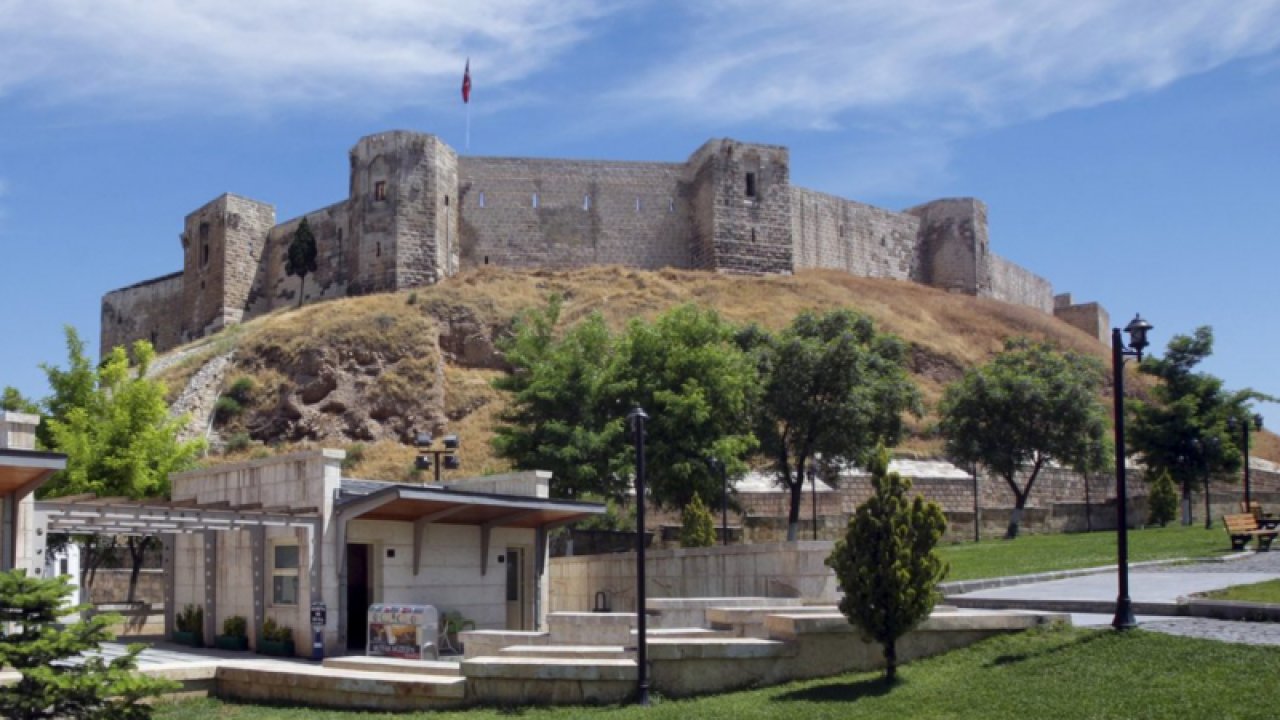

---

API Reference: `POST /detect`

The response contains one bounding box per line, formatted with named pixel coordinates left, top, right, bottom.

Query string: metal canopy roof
left=336, top=481, right=605, bottom=527
left=37, top=495, right=319, bottom=537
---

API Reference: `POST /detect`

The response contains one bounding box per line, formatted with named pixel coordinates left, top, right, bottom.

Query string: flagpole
left=466, top=102, right=471, bottom=152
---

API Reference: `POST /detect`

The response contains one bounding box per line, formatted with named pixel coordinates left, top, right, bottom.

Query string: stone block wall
left=988, top=254, right=1054, bottom=313
left=1054, top=293, right=1111, bottom=344
left=100, top=272, right=184, bottom=356
left=791, top=188, right=921, bottom=279
left=248, top=201, right=351, bottom=318
left=908, top=198, right=990, bottom=295
left=458, top=156, right=692, bottom=271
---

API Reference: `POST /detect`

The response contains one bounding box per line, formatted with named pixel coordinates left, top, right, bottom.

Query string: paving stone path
left=1135, top=550, right=1280, bottom=645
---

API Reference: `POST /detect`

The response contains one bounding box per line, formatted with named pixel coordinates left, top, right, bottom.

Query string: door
left=504, top=547, right=528, bottom=630
left=346, top=543, right=371, bottom=650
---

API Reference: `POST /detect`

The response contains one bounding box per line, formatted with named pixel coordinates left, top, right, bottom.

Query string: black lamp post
left=628, top=406, right=650, bottom=706
left=808, top=452, right=823, bottom=541
left=414, top=432, right=461, bottom=484
left=707, top=457, right=729, bottom=546
left=1112, top=313, right=1152, bottom=631
left=1228, top=414, right=1264, bottom=508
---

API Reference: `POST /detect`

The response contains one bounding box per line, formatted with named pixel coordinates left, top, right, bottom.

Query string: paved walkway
left=953, top=551, right=1280, bottom=645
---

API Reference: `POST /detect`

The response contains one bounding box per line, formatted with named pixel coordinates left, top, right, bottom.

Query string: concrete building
left=0, top=411, right=64, bottom=575
left=101, top=130, right=1108, bottom=356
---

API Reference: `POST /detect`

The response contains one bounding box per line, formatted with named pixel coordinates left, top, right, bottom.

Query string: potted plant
left=215, top=615, right=249, bottom=651
left=258, top=617, right=295, bottom=657
left=173, top=604, right=203, bottom=648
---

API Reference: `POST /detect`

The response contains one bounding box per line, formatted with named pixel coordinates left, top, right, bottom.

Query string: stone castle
left=101, top=130, right=1108, bottom=354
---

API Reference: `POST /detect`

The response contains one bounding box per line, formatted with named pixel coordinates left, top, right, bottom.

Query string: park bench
left=1223, top=513, right=1278, bottom=552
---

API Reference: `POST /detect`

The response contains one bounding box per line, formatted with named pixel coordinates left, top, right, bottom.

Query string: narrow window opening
left=751, top=228, right=757, bottom=243
left=484, top=255, right=489, bottom=265
left=376, top=242, right=382, bottom=258
left=374, top=181, right=387, bottom=201
left=583, top=194, right=591, bottom=211
left=669, top=198, right=675, bottom=213
left=337, top=228, right=343, bottom=242
left=479, top=190, right=486, bottom=208
left=745, top=172, right=757, bottom=198
left=532, top=192, right=539, bottom=208
left=635, top=197, right=642, bottom=213
left=444, top=195, right=450, bottom=207
left=201, top=244, right=209, bottom=267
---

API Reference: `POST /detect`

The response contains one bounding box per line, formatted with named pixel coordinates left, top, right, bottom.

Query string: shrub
left=341, top=443, right=366, bottom=472
left=826, top=446, right=948, bottom=681
left=407, top=291, right=419, bottom=305
left=225, top=432, right=253, bottom=453
left=227, top=376, right=256, bottom=402
left=1148, top=469, right=1178, bottom=528
left=680, top=494, right=716, bottom=548
left=262, top=617, right=293, bottom=643
left=222, top=615, right=247, bottom=638
left=176, top=604, right=203, bottom=633
left=213, top=395, right=242, bottom=424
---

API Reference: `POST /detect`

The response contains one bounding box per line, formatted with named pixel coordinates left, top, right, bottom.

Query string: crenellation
left=100, top=130, right=1105, bottom=356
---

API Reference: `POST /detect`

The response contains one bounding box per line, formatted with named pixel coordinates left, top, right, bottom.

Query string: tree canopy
left=1127, top=326, right=1270, bottom=526
left=937, top=337, right=1110, bottom=538
left=285, top=217, right=319, bottom=308
left=747, top=309, right=921, bottom=541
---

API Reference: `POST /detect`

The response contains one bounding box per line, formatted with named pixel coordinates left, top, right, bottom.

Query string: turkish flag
left=462, top=59, right=471, bottom=104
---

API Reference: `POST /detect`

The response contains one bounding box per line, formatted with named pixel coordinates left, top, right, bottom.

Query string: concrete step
left=637, top=627, right=735, bottom=639
left=322, top=655, right=463, bottom=676
left=217, top=660, right=468, bottom=711
left=499, top=644, right=632, bottom=660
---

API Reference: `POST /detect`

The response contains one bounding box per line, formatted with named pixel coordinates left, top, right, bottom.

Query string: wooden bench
left=1223, top=513, right=1278, bottom=551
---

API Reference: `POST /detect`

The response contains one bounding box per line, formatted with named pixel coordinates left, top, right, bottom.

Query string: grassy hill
left=153, top=266, right=1272, bottom=481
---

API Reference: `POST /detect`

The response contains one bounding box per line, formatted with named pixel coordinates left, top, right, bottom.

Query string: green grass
left=940, top=524, right=1229, bottom=581
left=1204, top=578, right=1280, bottom=603
left=154, top=627, right=1280, bottom=720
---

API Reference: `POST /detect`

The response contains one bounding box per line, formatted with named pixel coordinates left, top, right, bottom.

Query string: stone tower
left=348, top=131, right=459, bottom=295
left=179, top=194, right=276, bottom=342
left=907, top=198, right=990, bottom=295
left=686, top=139, right=793, bottom=274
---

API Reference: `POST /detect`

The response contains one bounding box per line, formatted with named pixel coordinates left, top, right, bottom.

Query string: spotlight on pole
left=1111, top=313, right=1153, bottom=631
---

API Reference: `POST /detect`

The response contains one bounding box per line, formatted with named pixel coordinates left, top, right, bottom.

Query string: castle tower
left=179, top=194, right=275, bottom=342
left=907, top=198, right=991, bottom=296
left=348, top=131, right=460, bottom=294
left=686, top=139, right=793, bottom=274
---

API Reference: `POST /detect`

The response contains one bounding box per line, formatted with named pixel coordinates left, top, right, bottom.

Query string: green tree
left=492, top=298, right=628, bottom=500
left=938, top=338, right=1110, bottom=538
left=826, top=447, right=947, bottom=681
left=680, top=494, right=716, bottom=548
left=0, top=569, right=176, bottom=719
left=1, top=387, right=39, bottom=414
left=1147, top=469, right=1178, bottom=528
left=285, top=217, right=319, bottom=308
left=1128, top=327, right=1269, bottom=527
left=38, top=327, right=98, bottom=448
left=747, top=310, right=921, bottom=541
left=605, top=304, right=759, bottom=510
left=42, top=333, right=205, bottom=601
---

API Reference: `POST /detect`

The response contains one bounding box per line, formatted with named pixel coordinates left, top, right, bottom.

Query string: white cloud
left=0, top=0, right=607, bottom=112
left=614, top=0, right=1280, bottom=131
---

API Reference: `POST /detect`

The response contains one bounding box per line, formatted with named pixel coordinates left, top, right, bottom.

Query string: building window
left=745, top=172, right=757, bottom=198
left=532, top=192, right=539, bottom=208
left=374, top=181, right=387, bottom=201
left=199, top=222, right=210, bottom=268
left=376, top=242, right=382, bottom=258
left=583, top=194, right=591, bottom=211
left=271, top=543, right=300, bottom=606
left=479, top=191, right=486, bottom=208
left=635, top=197, right=642, bottom=213
left=444, top=195, right=450, bottom=207
left=669, top=198, right=675, bottom=213
left=201, top=244, right=209, bottom=267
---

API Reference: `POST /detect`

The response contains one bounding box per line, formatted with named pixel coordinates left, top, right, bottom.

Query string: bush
left=680, top=494, right=716, bottom=548
left=176, top=604, right=203, bottom=633
left=407, top=291, right=419, bottom=306
left=225, top=432, right=253, bottom=453
left=1148, top=469, right=1179, bottom=528
left=227, top=376, right=256, bottom=402
left=0, top=569, right=176, bottom=719
left=222, top=615, right=247, bottom=638
left=826, top=446, right=948, bottom=681
left=213, top=395, right=242, bottom=424
left=341, top=443, right=366, bottom=472
left=262, top=617, right=293, bottom=643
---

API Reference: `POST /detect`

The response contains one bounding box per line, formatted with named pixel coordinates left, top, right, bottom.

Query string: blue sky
left=1, top=1, right=1278, bottom=422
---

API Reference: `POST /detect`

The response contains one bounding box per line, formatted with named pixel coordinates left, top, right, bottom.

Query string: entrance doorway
left=346, top=543, right=372, bottom=650
left=504, top=546, right=530, bottom=630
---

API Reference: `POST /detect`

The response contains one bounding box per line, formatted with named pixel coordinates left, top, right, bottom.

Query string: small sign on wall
left=310, top=601, right=327, bottom=629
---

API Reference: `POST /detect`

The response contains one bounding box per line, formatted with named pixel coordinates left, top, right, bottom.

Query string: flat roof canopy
left=0, top=449, right=66, bottom=496
left=338, top=482, right=605, bottom=527
left=37, top=496, right=319, bottom=536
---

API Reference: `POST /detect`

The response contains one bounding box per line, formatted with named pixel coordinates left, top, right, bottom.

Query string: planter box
left=258, top=639, right=295, bottom=657
left=215, top=635, right=249, bottom=651
left=172, top=630, right=202, bottom=648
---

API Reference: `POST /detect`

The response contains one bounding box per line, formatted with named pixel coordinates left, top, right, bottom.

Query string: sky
left=1, top=0, right=1278, bottom=422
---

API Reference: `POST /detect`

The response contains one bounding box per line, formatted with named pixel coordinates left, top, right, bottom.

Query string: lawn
left=1204, top=578, right=1280, bottom=603
left=939, top=523, right=1228, bottom=581
left=154, top=626, right=1280, bottom=720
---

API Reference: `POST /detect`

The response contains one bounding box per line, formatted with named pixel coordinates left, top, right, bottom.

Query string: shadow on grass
left=771, top=675, right=897, bottom=703
left=986, top=628, right=1109, bottom=668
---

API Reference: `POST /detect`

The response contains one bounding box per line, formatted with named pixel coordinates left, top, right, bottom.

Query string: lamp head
left=1254, top=413, right=1264, bottom=431
left=628, top=406, right=649, bottom=433
left=1124, top=314, right=1153, bottom=358
left=415, top=431, right=433, bottom=447
left=443, top=434, right=460, bottom=450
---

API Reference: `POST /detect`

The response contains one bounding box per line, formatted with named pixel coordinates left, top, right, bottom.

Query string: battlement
left=100, top=130, right=1102, bottom=356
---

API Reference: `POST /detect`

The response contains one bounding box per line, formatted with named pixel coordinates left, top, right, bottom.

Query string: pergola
left=36, top=495, right=321, bottom=644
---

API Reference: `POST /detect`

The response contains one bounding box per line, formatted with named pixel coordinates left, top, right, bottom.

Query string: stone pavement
left=952, top=551, right=1280, bottom=646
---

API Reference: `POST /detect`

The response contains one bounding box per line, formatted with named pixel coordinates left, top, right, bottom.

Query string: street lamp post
left=809, top=453, right=823, bottom=541
left=628, top=406, right=651, bottom=706
left=1112, top=313, right=1152, bottom=631
left=707, top=457, right=729, bottom=547
left=414, top=432, right=461, bottom=484
left=1229, top=414, right=1264, bottom=509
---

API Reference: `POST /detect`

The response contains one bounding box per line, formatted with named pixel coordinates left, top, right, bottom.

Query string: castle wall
left=247, top=201, right=352, bottom=319
left=790, top=187, right=921, bottom=280
left=908, top=198, right=990, bottom=295
left=179, top=194, right=275, bottom=342
left=457, top=157, right=692, bottom=270
left=988, top=253, right=1054, bottom=313
left=100, top=272, right=185, bottom=355
left=688, top=140, right=793, bottom=275
left=1054, top=294, right=1110, bottom=344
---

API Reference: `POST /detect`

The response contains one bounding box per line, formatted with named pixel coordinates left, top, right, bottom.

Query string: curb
left=939, top=551, right=1255, bottom=596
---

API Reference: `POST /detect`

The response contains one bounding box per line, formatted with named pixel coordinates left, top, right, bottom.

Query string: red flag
left=462, top=59, right=471, bottom=104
